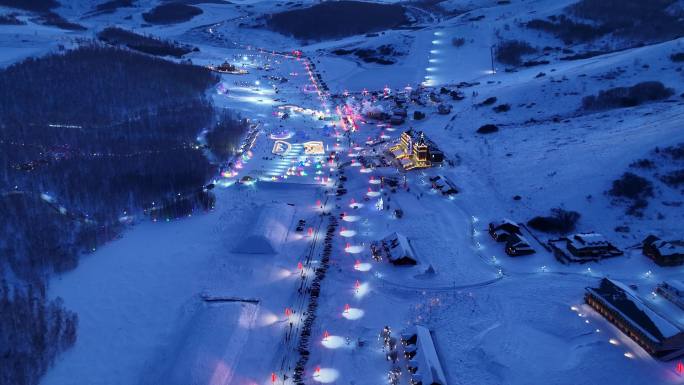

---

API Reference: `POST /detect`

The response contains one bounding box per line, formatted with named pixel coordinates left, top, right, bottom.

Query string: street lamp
left=489, top=45, right=496, bottom=74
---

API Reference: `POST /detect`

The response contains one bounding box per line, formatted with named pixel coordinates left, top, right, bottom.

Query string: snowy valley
left=1, top=1, right=684, bottom=385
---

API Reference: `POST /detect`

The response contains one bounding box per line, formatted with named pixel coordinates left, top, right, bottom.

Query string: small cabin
left=505, top=234, right=535, bottom=256
left=643, top=235, right=684, bottom=266
left=488, top=219, right=521, bottom=242
left=550, top=232, right=622, bottom=263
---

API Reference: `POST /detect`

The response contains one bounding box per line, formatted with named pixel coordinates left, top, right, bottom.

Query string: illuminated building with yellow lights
left=390, top=130, right=443, bottom=170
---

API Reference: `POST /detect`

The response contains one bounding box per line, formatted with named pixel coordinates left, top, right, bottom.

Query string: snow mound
left=231, top=203, right=295, bottom=254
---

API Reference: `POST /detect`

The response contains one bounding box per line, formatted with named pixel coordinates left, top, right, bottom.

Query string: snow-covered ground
left=1, top=0, right=682, bottom=384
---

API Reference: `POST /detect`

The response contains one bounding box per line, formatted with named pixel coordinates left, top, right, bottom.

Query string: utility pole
left=490, top=45, right=495, bottom=74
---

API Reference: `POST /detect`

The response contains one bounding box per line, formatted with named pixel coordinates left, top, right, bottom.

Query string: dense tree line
left=581, top=81, right=674, bottom=111
left=0, top=45, right=216, bottom=129
left=527, top=0, right=684, bottom=46
left=142, top=3, right=202, bottom=24
left=0, top=45, right=244, bottom=385
left=0, top=0, right=58, bottom=12
left=206, top=110, right=249, bottom=162
left=0, top=281, right=77, bottom=385
left=267, top=1, right=408, bottom=41
left=98, top=27, right=196, bottom=58
left=494, top=40, right=536, bottom=66
left=92, top=0, right=134, bottom=15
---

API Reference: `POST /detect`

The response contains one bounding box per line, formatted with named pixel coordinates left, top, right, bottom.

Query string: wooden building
left=505, top=233, right=535, bottom=256
left=585, top=278, right=684, bottom=360
left=643, top=235, right=684, bottom=266
left=549, top=233, right=623, bottom=264
left=488, top=219, right=521, bottom=242
left=371, top=232, right=419, bottom=266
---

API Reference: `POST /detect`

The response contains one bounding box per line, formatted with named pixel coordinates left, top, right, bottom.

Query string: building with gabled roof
left=549, top=232, right=622, bottom=264
left=585, top=278, right=684, bottom=360
left=643, top=235, right=684, bottom=266
left=371, top=232, right=419, bottom=266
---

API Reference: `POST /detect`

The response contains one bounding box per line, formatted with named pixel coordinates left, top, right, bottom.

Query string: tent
left=231, top=203, right=295, bottom=254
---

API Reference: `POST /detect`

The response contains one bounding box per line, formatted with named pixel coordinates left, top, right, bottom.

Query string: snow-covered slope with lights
left=1, top=0, right=682, bottom=384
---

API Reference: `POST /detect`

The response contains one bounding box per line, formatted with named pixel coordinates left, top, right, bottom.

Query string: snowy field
left=0, top=0, right=680, bottom=384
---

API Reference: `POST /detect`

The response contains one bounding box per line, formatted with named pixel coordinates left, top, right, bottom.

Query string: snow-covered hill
left=2, top=1, right=683, bottom=385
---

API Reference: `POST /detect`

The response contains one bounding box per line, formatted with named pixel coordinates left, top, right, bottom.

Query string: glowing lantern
left=308, top=227, right=313, bottom=236
left=323, top=330, right=330, bottom=340
left=271, top=372, right=277, bottom=384
left=297, top=262, right=303, bottom=270
left=344, top=304, right=350, bottom=313
left=285, top=308, right=292, bottom=317
left=677, top=361, right=684, bottom=375
left=315, top=366, right=321, bottom=375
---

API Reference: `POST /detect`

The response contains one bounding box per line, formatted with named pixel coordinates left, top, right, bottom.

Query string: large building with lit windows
left=585, top=278, right=684, bottom=360
left=390, top=129, right=443, bottom=170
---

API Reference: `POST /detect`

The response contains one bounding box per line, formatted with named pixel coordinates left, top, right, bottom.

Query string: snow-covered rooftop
left=231, top=203, right=295, bottom=254
left=382, top=232, right=419, bottom=264
left=572, top=233, right=610, bottom=246
left=588, top=279, right=683, bottom=342
left=414, top=325, right=447, bottom=385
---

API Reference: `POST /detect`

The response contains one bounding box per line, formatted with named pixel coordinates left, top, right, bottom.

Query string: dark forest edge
left=98, top=27, right=198, bottom=58
left=266, top=1, right=408, bottom=41
left=0, top=44, right=245, bottom=385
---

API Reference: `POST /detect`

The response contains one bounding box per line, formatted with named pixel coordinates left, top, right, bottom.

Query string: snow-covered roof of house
left=587, top=279, right=683, bottom=342
left=653, top=240, right=684, bottom=256
left=571, top=233, right=610, bottom=247
left=231, top=203, right=295, bottom=254
left=382, top=232, right=418, bottom=264
left=491, top=218, right=519, bottom=228
left=414, top=325, right=447, bottom=385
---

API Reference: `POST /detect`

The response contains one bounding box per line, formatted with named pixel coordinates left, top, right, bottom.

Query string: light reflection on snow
left=342, top=307, right=364, bottom=320
left=321, top=335, right=346, bottom=349
left=342, top=215, right=360, bottom=222
left=313, top=368, right=339, bottom=383
left=345, top=245, right=364, bottom=254
left=354, top=282, right=370, bottom=299
left=208, top=360, right=232, bottom=385
left=258, top=310, right=279, bottom=327
left=354, top=262, right=372, bottom=272
left=340, top=229, right=357, bottom=237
